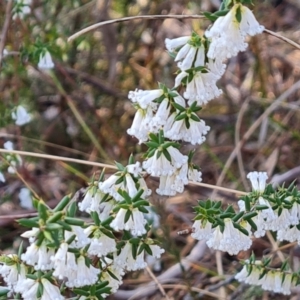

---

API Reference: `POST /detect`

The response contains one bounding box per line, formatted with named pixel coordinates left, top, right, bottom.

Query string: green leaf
left=43, top=230, right=55, bottom=242
left=38, top=202, right=49, bottom=221
left=203, top=11, right=218, bottom=22
left=124, top=209, right=132, bottom=223
left=138, top=206, right=149, bottom=214
left=64, top=217, right=84, bottom=226
left=115, top=161, right=125, bottom=171
left=53, top=195, right=70, bottom=212
left=133, top=200, right=149, bottom=208
left=45, top=223, right=63, bottom=231
left=67, top=201, right=77, bottom=217
left=100, top=228, right=115, bottom=239
left=162, top=149, right=171, bottom=162
left=145, top=141, right=159, bottom=148
left=247, top=218, right=257, bottom=231
left=56, top=220, right=72, bottom=231
left=18, top=218, right=39, bottom=228
left=73, top=289, right=90, bottom=296
left=96, top=287, right=112, bottom=297
left=47, top=211, right=63, bottom=224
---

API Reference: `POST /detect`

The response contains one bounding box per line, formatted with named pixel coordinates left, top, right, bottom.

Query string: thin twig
left=212, top=79, right=300, bottom=198
left=0, top=148, right=248, bottom=195
left=68, top=14, right=204, bottom=42
left=235, top=97, right=251, bottom=191
left=140, top=266, right=170, bottom=300
left=68, top=15, right=300, bottom=52
left=266, top=231, right=285, bottom=263
left=0, top=0, right=13, bottom=69
left=264, top=28, right=300, bottom=50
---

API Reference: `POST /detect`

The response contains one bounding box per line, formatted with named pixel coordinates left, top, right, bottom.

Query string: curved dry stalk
left=68, top=14, right=204, bottom=42
left=0, top=149, right=247, bottom=195
left=264, top=28, right=300, bottom=50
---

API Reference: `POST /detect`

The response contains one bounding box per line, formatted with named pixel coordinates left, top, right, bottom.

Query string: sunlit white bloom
left=148, top=98, right=171, bottom=133
left=15, top=278, right=39, bottom=299
left=191, top=219, right=213, bottom=240
left=127, top=162, right=142, bottom=177
left=127, top=106, right=154, bottom=143
left=110, top=208, right=147, bottom=236
left=66, top=256, right=100, bottom=288
left=261, top=271, right=287, bottom=294
left=206, top=219, right=252, bottom=255
left=41, top=278, right=64, bottom=300
left=205, top=4, right=264, bottom=61
left=128, top=89, right=162, bottom=109
left=21, top=227, right=39, bottom=242
left=143, top=147, right=188, bottom=176
left=264, top=207, right=291, bottom=231
left=235, top=262, right=263, bottom=286
left=67, top=225, right=90, bottom=248
left=115, top=242, right=164, bottom=271
left=165, top=36, right=190, bottom=52
left=175, top=71, right=222, bottom=106
left=101, top=266, right=124, bottom=294
left=3, top=141, right=22, bottom=174
left=0, top=257, right=26, bottom=290
left=188, top=167, right=202, bottom=182
left=247, top=171, right=268, bottom=192
left=176, top=43, right=205, bottom=70
left=289, top=201, right=300, bottom=225
left=19, top=187, right=33, bottom=209
left=277, top=226, right=300, bottom=244
left=13, top=0, right=32, bottom=20
left=164, top=113, right=210, bottom=145
left=12, top=105, right=31, bottom=126
left=21, top=243, right=54, bottom=270
left=38, top=51, right=54, bottom=70
left=207, top=59, right=227, bottom=78
left=52, top=243, right=78, bottom=282
left=0, top=172, right=5, bottom=183
left=87, top=234, right=117, bottom=257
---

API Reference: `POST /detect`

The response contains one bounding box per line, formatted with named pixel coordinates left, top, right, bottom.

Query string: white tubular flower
left=15, top=278, right=39, bottom=299
left=21, top=243, right=53, bottom=270
left=66, top=256, right=100, bottom=288
left=149, top=98, right=171, bottom=133
left=38, top=51, right=54, bottom=70
left=12, top=105, right=31, bottom=126
left=205, top=4, right=264, bottom=61
left=0, top=172, right=5, bottom=183
left=101, top=266, right=124, bottom=294
left=247, top=171, right=268, bottom=192
left=289, top=201, right=300, bottom=225
left=127, top=162, right=142, bottom=177
left=41, top=278, right=64, bottom=300
left=143, top=147, right=188, bottom=176
left=264, top=208, right=291, bottom=231
left=188, top=167, right=202, bottom=182
left=165, top=36, right=190, bottom=52
left=191, top=219, right=213, bottom=240
left=176, top=44, right=206, bottom=71
left=235, top=263, right=263, bottom=286
left=277, top=226, right=300, bottom=244
left=52, top=243, right=78, bottom=282
left=175, top=71, right=222, bottom=106
left=206, top=219, right=252, bottom=255
left=70, top=225, right=90, bottom=248
left=261, top=271, right=284, bottom=293
left=128, top=89, right=162, bottom=109
left=110, top=208, right=147, bottom=236
left=207, top=59, right=227, bottom=78
left=19, top=187, right=33, bottom=209
left=258, top=197, right=276, bottom=221
left=0, top=258, right=26, bottom=290
left=3, top=141, right=22, bottom=174
left=87, top=234, right=117, bottom=257
left=127, top=106, right=155, bottom=143
left=165, top=115, right=210, bottom=145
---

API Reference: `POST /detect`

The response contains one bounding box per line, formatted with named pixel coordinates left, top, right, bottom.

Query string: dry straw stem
left=0, top=148, right=247, bottom=196
left=68, top=14, right=300, bottom=51
left=0, top=0, right=13, bottom=69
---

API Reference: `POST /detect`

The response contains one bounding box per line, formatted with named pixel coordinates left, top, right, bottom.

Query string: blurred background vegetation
left=1, top=0, right=300, bottom=299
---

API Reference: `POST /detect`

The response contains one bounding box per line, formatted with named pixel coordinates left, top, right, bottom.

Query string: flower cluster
left=0, top=159, right=164, bottom=299
left=235, top=261, right=295, bottom=295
